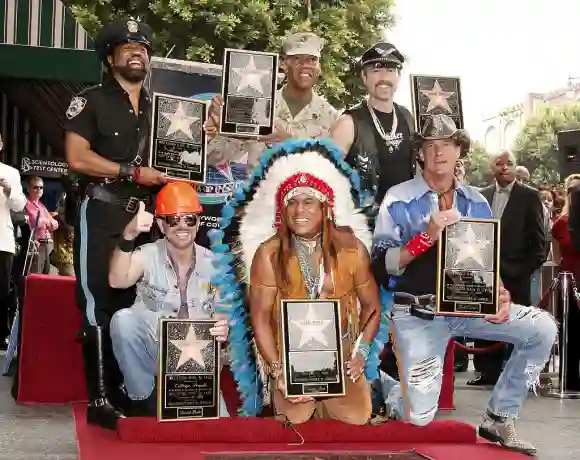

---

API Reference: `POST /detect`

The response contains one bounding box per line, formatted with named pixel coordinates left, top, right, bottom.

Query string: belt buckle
left=125, top=197, right=139, bottom=213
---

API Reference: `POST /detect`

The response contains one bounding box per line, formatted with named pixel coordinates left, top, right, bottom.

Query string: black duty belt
left=392, top=292, right=436, bottom=321
left=85, top=184, right=151, bottom=214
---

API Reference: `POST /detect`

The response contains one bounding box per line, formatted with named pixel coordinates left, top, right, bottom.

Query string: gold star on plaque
left=161, top=102, right=199, bottom=140
left=420, top=80, right=455, bottom=113
left=449, top=225, right=490, bottom=266
left=233, top=56, right=270, bottom=93
left=291, top=303, right=332, bottom=348
left=170, top=325, right=211, bottom=370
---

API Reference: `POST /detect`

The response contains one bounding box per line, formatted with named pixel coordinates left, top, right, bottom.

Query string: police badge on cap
left=94, top=18, right=153, bottom=63
left=359, top=42, right=405, bottom=69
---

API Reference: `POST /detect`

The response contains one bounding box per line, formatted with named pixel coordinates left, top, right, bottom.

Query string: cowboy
left=372, top=114, right=557, bottom=456
left=108, top=182, right=229, bottom=417
left=210, top=139, right=383, bottom=424
left=331, top=42, right=415, bottom=225
left=63, top=18, right=166, bottom=429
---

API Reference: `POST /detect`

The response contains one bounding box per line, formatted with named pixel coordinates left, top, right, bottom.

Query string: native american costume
left=208, top=139, right=389, bottom=417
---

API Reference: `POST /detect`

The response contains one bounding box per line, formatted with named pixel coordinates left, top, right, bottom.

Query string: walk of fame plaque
left=220, top=48, right=279, bottom=138
left=410, top=75, right=464, bottom=133
left=150, top=93, right=208, bottom=183
left=280, top=299, right=345, bottom=398
left=157, top=319, right=220, bottom=421
left=436, top=218, right=501, bottom=317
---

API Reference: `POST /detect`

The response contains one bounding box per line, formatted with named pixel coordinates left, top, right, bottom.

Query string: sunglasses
left=32, top=185, right=43, bottom=190
left=160, top=213, right=199, bottom=227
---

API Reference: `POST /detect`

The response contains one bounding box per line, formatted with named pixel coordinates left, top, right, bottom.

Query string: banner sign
left=20, top=155, right=68, bottom=178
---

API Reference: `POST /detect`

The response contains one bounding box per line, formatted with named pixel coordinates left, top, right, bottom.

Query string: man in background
left=0, top=134, right=27, bottom=347
left=25, top=176, right=58, bottom=274
left=471, top=151, right=547, bottom=386
left=515, top=165, right=530, bottom=184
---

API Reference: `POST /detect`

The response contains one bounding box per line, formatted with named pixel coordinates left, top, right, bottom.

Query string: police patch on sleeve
left=65, top=97, right=87, bottom=120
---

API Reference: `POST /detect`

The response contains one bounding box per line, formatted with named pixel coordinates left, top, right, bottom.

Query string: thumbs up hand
left=123, top=201, right=154, bottom=240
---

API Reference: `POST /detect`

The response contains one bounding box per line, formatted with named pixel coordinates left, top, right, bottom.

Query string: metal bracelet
left=268, top=361, right=282, bottom=379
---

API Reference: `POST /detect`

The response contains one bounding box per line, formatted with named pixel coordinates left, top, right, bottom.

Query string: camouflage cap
left=282, top=32, right=324, bottom=58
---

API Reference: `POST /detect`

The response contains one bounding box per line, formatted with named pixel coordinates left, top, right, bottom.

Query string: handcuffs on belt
left=393, top=292, right=436, bottom=320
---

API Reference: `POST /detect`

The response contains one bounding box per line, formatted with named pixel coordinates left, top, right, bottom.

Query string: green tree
left=465, top=142, right=494, bottom=188
left=67, top=0, right=396, bottom=108
left=513, top=104, right=580, bottom=186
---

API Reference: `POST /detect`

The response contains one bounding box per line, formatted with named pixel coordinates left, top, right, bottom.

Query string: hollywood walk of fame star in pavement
left=170, top=324, right=212, bottom=370
left=448, top=224, right=490, bottom=267
left=420, top=80, right=455, bottom=113
left=232, top=55, right=271, bottom=94
left=291, top=303, right=333, bottom=348
left=161, top=101, right=200, bottom=140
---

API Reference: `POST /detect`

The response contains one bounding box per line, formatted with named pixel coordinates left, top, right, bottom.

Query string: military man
left=331, top=42, right=415, bottom=226
left=205, top=32, right=340, bottom=168
left=63, top=18, right=166, bottom=429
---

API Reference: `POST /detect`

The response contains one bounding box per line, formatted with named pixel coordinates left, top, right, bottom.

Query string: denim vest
left=133, top=240, right=218, bottom=332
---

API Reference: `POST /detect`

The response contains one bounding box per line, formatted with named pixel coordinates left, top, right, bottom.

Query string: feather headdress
left=208, top=139, right=389, bottom=416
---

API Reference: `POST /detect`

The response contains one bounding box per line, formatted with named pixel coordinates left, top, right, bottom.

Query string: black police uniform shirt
left=63, top=77, right=152, bottom=198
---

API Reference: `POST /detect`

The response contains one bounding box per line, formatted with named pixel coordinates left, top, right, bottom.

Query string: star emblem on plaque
left=149, top=93, right=209, bottom=183
left=436, top=219, right=501, bottom=317
left=281, top=300, right=346, bottom=398
left=220, top=48, right=279, bottom=138
left=157, top=319, right=221, bottom=421
left=411, top=75, right=464, bottom=133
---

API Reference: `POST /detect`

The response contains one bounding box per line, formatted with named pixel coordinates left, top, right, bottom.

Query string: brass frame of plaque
left=410, top=74, right=464, bottom=133
left=219, top=48, right=279, bottom=138
left=280, top=299, right=346, bottom=398
left=436, top=218, right=501, bottom=317
left=157, top=318, right=220, bottom=421
left=149, top=92, right=209, bottom=183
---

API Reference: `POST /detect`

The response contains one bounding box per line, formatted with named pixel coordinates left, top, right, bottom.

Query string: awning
left=0, top=0, right=101, bottom=83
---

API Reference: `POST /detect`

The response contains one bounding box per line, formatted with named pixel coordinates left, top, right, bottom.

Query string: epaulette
left=77, top=83, right=103, bottom=97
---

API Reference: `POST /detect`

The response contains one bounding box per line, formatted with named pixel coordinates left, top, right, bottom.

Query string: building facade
left=482, top=80, right=580, bottom=152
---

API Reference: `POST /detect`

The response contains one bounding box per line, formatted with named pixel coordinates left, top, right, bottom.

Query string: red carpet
left=18, top=275, right=87, bottom=404
left=73, top=405, right=530, bottom=460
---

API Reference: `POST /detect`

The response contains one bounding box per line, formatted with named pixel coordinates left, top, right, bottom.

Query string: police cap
left=95, top=18, right=153, bottom=64
left=359, top=41, right=405, bottom=69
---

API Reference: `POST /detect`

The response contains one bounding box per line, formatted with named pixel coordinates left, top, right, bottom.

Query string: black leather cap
left=360, top=42, right=405, bottom=68
left=95, top=18, right=153, bottom=63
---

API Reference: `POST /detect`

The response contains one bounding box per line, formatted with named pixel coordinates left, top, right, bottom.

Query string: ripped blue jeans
left=378, top=303, right=557, bottom=426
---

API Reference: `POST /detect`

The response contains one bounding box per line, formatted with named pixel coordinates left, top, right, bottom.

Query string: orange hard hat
left=155, top=182, right=203, bottom=216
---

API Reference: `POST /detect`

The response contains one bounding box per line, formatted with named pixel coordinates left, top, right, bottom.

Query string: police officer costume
left=63, top=18, right=156, bottom=429
left=344, top=42, right=416, bottom=226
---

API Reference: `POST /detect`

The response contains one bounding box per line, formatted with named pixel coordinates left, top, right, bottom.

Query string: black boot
left=80, top=326, right=125, bottom=430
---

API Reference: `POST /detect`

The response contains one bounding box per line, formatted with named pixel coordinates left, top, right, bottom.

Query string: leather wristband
left=118, top=164, right=138, bottom=182
left=118, top=237, right=135, bottom=253
left=404, top=232, right=434, bottom=258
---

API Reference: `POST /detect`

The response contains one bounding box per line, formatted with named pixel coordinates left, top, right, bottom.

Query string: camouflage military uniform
left=208, top=89, right=340, bottom=168
left=208, top=32, right=340, bottom=169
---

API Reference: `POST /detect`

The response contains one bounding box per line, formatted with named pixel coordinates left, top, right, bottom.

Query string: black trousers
left=73, top=196, right=156, bottom=400
left=73, top=197, right=139, bottom=327
left=473, top=276, right=532, bottom=380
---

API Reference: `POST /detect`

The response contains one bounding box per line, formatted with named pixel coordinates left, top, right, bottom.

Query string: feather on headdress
left=208, top=139, right=389, bottom=416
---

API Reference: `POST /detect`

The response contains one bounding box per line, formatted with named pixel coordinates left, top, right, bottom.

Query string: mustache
left=375, top=80, right=393, bottom=88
